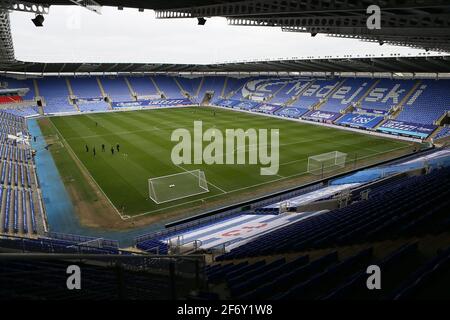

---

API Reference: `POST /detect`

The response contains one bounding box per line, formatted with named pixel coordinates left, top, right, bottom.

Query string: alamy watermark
left=367, top=5, right=381, bottom=30
left=170, top=121, right=280, bottom=176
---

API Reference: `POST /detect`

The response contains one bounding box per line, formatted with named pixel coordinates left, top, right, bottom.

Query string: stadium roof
left=2, top=55, right=450, bottom=75
left=24, top=0, right=450, bottom=52
left=1, top=1, right=450, bottom=74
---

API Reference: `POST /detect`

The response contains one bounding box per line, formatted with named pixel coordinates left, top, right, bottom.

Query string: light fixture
left=32, top=14, right=45, bottom=27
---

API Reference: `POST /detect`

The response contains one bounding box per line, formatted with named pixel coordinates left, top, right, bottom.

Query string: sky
left=9, top=5, right=441, bottom=64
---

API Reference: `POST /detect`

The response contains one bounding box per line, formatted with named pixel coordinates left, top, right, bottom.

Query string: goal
left=307, top=151, right=347, bottom=175
left=148, top=169, right=209, bottom=204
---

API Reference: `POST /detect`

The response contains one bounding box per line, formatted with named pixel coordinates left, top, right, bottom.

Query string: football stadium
left=0, top=0, right=450, bottom=304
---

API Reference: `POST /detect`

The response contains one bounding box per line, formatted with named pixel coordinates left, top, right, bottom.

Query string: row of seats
left=0, top=111, right=42, bottom=236
left=0, top=187, right=37, bottom=234
left=216, top=167, right=450, bottom=260
left=0, top=144, right=31, bottom=164
left=435, top=126, right=450, bottom=140
left=0, top=96, right=22, bottom=104
left=0, top=257, right=182, bottom=299
left=135, top=212, right=243, bottom=253
left=77, top=101, right=110, bottom=112
left=204, top=241, right=450, bottom=300
left=0, top=161, right=33, bottom=188
left=360, top=78, right=416, bottom=112
left=397, top=80, right=450, bottom=125
left=1, top=76, right=448, bottom=125
left=2, top=107, right=39, bottom=118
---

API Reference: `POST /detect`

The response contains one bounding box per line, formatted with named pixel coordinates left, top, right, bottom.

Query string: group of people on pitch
left=85, top=143, right=120, bottom=157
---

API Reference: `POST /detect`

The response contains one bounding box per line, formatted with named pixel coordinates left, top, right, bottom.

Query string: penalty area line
left=172, top=163, right=228, bottom=194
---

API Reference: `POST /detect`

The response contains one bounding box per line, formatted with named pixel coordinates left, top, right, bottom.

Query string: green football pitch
left=45, top=107, right=413, bottom=219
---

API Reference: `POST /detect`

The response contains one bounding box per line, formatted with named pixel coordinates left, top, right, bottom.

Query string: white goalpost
left=307, top=151, right=347, bottom=175
left=148, top=169, right=209, bottom=204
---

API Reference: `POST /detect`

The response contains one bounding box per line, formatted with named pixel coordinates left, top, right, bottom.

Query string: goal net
left=307, top=151, right=347, bottom=175
left=148, top=169, right=209, bottom=204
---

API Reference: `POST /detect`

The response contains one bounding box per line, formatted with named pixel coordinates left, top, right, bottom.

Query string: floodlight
left=31, top=14, right=44, bottom=27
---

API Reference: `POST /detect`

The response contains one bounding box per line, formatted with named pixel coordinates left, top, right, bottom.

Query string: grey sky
left=9, top=6, right=437, bottom=64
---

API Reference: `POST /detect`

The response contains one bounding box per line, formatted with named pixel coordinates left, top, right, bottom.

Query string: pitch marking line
left=172, top=163, right=228, bottom=194
left=130, top=144, right=413, bottom=218
left=49, top=120, right=127, bottom=220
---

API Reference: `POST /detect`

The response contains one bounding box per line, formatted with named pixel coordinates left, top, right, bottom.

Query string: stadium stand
left=274, top=106, right=309, bottom=118
left=216, top=166, right=450, bottom=261
left=269, top=79, right=311, bottom=105
left=0, top=77, right=35, bottom=101
left=335, top=113, right=384, bottom=129
left=177, top=76, right=202, bottom=100
left=396, top=79, right=450, bottom=125
left=37, top=77, right=76, bottom=114
left=68, top=77, right=109, bottom=112
left=290, top=79, right=340, bottom=109
left=153, top=75, right=185, bottom=99
left=99, top=76, right=132, bottom=102
left=359, top=79, right=416, bottom=114
left=70, top=77, right=102, bottom=98
left=0, top=95, right=21, bottom=104
left=233, top=77, right=288, bottom=102
left=222, top=77, right=250, bottom=99
left=198, top=76, right=226, bottom=104
left=3, top=107, right=39, bottom=118
left=320, top=78, right=375, bottom=113
left=435, top=126, right=450, bottom=140
left=127, top=76, right=160, bottom=98
left=0, top=74, right=448, bottom=142
left=0, top=111, right=43, bottom=236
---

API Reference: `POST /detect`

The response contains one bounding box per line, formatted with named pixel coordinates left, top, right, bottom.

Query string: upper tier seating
left=435, top=126, right=450, bottom=140
left=3, top=107, right=39, bottom=118
left=216, top=167, right=450, bottom=260
left=269, top=79, right=311, bottom=105
left=78, top=102, right=110, bottom=112
left=396, top=79, right=450, bottom=125
left=153, top=75, right=185, bottom=99
left=222, top=77, right=251, bottom=99
left=100, top=77, right=132, bottom=102
left=320, top=78, right=375, bottom=113
left=229, top=77, right=288, bottom=102
left=359, top=79, right=416, bottom=113
left=127, top=76, right=159, bottom=97
left=0, top=77, right=35, bottom=100
left=0, top=96, right=22, bottom=104
left=177, top=76, right=202, bottom=99
left=70, top=77, right=110, bottom=112
left=37, top=77, right=76, bottom=114
left=70, top=77, right=102, bottom=98
left=198, top=76, right=226, bottom=103
left=290, top=79, right=340, bottom=109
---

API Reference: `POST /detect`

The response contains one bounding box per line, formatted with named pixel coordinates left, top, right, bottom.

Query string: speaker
left=197, top=17, right=206, bottom=25
left=32, top=15, right=45, bottom=27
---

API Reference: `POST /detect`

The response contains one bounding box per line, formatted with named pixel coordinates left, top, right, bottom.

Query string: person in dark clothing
left=95, top=121, right=98, bottom=127
left=33, top=136, right=37, bottom=142
left=93, top=147, right=96, bottom=157
left=102, top=144, right=105, bottom=152
left=111, top=147, right=114, bottom=155
left=116, top=144, right=120, bottom=152
left=85, top=145, right=89, bottom=152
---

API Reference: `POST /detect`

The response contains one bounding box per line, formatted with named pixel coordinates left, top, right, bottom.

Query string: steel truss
left=0, top=0, right=49, bottom=14
left=154, top=0, right=450, bottom=53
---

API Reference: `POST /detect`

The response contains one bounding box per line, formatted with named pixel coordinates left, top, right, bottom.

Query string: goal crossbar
left=307, top=151, right=347, bottom=175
